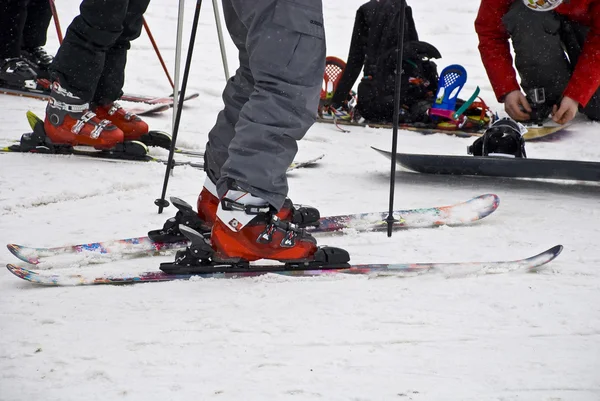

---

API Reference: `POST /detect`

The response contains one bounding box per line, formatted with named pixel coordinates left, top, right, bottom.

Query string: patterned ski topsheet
left=7, top=194, right=500, bottom=266
left=6, top=245, right=563, bottom=286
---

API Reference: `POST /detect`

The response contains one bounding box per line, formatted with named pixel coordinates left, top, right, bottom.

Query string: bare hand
left=552, top=96, right=579, bottom=124
left=504, top=90, right=532, bottom=121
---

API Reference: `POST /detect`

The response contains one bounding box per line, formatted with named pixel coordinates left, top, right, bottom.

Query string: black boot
left=0, top=57, right=37, bottom=89
left=21, top=47, right=54, bottom=80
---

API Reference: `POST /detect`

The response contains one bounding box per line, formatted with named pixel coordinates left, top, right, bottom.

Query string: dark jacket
left=329, top=0, right=418, bottom=107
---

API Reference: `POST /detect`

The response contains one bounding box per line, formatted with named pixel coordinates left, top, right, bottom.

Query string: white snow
left=1, top=0, right=600, bottom=400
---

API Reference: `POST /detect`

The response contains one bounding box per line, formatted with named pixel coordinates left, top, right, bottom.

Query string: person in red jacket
left=475, top=0, right=600, bottom=124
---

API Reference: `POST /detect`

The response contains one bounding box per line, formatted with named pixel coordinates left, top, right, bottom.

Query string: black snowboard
left=372, top=147, right=600, bottom=182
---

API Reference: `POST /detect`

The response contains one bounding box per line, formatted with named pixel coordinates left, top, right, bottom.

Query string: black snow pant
left=0, top=0, right=53, bottom=59
left=502, top=0, right=600, bottom=121
left=203, top=0, right=326, bottom=209
left=50, top=0, right=150, bottom=104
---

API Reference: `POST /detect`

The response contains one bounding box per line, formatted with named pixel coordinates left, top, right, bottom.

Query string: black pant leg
left=0, top=0, right=28, bottom=59
left=93, top=0, right=151, bottom=103
left=21, top=0, right=52, bottom=50
left=50, top=0, right=129, bottom=101
left=583, top=91, right=600, bottom=121
left=562, top=22, right=600, bottom=121
left=502, top=0, right=571, bottom=107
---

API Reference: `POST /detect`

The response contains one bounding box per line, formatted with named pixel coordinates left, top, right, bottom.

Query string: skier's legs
left=502, top=0, right=571, bottom=107
left=21, top=0, right=52, bottom=50
left=203, top=0, right=256, bottom=185
left=0, top=0, right=28, bottom=59
left=93, top=0, right=150, bottom=103
left=50, top=0, right=130, bottom=101
left=216, top=0, right=326, bottom=209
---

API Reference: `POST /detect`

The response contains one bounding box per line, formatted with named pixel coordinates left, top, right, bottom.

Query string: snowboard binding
left=468, top=118, right=527, bottom=158
left=428, top=65, right=494, bottom=131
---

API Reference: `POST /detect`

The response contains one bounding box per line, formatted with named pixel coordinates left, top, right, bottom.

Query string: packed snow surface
left=1, top=0, right=599, bottom=400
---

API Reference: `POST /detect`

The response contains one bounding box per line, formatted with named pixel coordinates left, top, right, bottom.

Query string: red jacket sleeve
left=474, top=0, right=521, bottom=102
left=563, top=1, right=600, bottom=106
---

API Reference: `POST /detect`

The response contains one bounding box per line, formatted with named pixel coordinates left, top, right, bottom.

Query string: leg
left=21, top=0, right=52, bottom=49
left=189, top=0, right=346, bottom=265
left=217, top=0, right=326, bottom=209
left=203, top=0, right=256, bottom=185
left=0, top=0, right=28, bottom=59
left=583, top=90, right=600, bottom=121
left=562, top=22, right=600, bottom=121
left=93, top=0, right=150, bottom=103
left=502, top=1, right=570, bottom=106
left=50, top=0, right=130, bottom=101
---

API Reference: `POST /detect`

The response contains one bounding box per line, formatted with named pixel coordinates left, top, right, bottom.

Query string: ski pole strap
left=452, top=86, right=480, bottom=120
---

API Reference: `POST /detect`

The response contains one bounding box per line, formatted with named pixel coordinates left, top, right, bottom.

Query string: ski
left=1, top=145, right=323, bottom=173
left=120, top=92, right=200, bottom=105
left=0, top=143, right=203, bottom=168
left=7, top=194, right=499, bottom=265
left=128, top=103, right=171, bottom=116
left=5, top=245, right=562, bottom=286
left=0, top=85, right=198, bottom=115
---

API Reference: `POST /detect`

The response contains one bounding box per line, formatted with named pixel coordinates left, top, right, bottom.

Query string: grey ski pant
left=203, top=0, right=326, bottom=210
left=502, top=0, right=600, bottom=120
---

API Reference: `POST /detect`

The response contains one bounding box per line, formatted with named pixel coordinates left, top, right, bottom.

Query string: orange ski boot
left=44, top=82, right=123, bottom=149
left=210, top=188, right=342, bottom=263
left=93, top=102, right=149, bottom=141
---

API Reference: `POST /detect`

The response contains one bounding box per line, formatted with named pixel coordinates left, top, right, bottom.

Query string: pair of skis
left=1, top=143, right=324, bottom=172
left=0, top=84, right=199, bottom=116
left=1, top=111, right=325, bottom=170
left=4, top=194, right=563, bottom=286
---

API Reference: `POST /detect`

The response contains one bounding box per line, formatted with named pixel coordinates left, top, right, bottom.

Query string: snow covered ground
left=1, top=0, right=600, bottom=400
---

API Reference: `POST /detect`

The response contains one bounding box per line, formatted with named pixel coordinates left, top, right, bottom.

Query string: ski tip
left=472, top=193, right=500, bottom=206
left=473, top=193, right=500, bottom=213
left=7, top=263, right=38, bottom=281
left=6, top=244, right=40, bottom=264
left=7, top=264, right=64, bottom=286
left=529, top=244, right=563, bottom=270
left=548, top=244, right=564, bottom=257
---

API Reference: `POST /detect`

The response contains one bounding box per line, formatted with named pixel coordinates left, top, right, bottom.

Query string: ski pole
left=171, top=0, right=185, bottom=132
left=48, top=0, right=63, bottom=44
left=385, top=0, right=407, bottom=237
left=155, top=0, right=203, bottom=214
left=212, top=0, right=230, bottom=80
left=143, top=17, right=175, bottom=89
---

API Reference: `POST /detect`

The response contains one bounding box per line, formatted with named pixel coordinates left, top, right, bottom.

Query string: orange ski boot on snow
left=210, top=188, right=338, bottom=263
left=158, top=185, right=349, bottom=273
left=93, top=102, right=149, bottom=141
left=44, top=82, right=123, bottom=149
